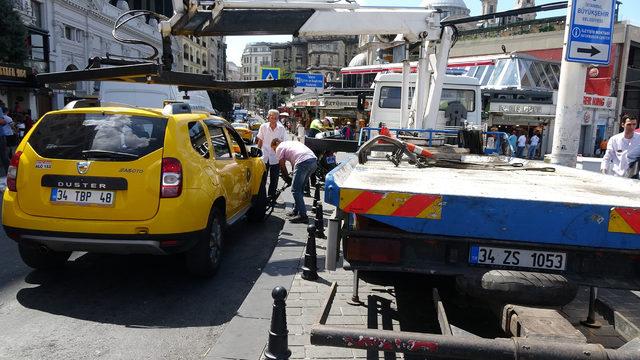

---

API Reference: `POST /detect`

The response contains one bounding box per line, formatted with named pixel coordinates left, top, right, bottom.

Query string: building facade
left=241, top=42, right=273, bottom=109
left=3, top=0, right=52, bottom=119
left=179, top=36, right=226, bottom=78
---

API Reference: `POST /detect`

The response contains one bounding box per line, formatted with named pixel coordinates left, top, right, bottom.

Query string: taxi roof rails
left=63, top=99, right=142, bottom=110
left=162, top=101, right=192, bottom=115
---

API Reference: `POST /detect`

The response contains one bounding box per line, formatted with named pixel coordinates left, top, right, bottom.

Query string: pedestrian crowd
left=0, top=100, right=34, bottom=175
left=507, top=129, right=540, bottom=160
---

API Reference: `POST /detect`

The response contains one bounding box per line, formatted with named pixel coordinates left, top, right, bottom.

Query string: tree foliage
left=0, top=0, right=28, bottom=65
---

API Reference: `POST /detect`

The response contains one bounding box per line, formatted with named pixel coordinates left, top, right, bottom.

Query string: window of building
left=183, top=44, right=189, bottom=59
left=31, top=1, right=43, bottom=28
left=64, top=26, right=74, bottom=41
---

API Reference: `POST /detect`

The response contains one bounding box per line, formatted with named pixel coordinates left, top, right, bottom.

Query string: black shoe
left=304, top=191, right=311, bottom=197
left=285, top=211, right=298, bottom=218
left=289, top=215, right=309, bottom=224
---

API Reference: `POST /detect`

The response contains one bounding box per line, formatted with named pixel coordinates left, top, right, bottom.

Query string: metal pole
left=400, top=42, right=411, bottom=129
left=549, top=0, right=588, bottom=167
left=581, top=286, right=602, bottom=328
left=347, top=270, right=362, bottom=305
left=315, top=93, right=319, bottom=120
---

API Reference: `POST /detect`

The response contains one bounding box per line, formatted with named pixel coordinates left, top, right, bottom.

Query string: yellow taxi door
left=205, top=121, right=245, bottom=218
left=224, top=127, right=252, bottom=209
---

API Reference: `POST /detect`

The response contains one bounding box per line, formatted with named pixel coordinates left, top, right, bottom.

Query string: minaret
left=481, top=0, right=499, bottom=26
left=517, top=0, right=536, bottom=21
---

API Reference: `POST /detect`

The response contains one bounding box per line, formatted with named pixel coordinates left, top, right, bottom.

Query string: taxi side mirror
left=233, top=144, right=241, bottom=154
left=249, top=147, right=263, bottom=158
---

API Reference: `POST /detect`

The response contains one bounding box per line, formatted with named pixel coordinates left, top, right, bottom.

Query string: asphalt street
left=0, top=205, right=286, bottom=360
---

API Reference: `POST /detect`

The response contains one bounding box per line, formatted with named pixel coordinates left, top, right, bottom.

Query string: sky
left=225, top=0, right=638, bottom=65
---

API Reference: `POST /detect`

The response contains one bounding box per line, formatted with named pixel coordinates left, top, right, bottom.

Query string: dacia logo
left=77, top=161, right=90, bottom=174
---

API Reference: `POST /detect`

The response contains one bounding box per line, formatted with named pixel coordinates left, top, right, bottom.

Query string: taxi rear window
left=28, top=113, right=167, bottom=160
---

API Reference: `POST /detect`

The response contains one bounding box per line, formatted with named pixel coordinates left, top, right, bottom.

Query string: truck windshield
left=378, top=86, right=475, bottom=112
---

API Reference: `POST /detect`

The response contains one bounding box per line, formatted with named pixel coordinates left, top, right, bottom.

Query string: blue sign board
left=261, top=67, right=280, bottom=81
left=294, top=73, right=324, bottom=94
left=566, top=0, right=615, bottom=65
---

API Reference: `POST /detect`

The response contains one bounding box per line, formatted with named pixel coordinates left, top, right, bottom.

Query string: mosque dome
left=420, top=0, right=471, bottom=17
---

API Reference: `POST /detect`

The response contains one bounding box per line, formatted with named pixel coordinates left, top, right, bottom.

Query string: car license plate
left=50, top=188, right=115, bottom=206
left=469, top=245, right=566, bottom=271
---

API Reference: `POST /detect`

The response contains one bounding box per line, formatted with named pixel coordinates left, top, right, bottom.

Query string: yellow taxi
left=231, top=122, right=254, bottom=144
left=2, top=101, right=267, bottom=277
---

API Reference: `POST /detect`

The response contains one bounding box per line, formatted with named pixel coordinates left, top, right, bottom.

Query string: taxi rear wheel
left=18, top=244, right=71, bottom=270
left=186, top=209, right=224, bottom=277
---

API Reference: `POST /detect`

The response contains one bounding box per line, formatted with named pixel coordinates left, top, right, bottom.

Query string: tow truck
left=36, top=1, right=639, bottom=358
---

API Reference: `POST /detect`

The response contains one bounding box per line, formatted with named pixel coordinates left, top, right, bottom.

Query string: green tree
left=0, top=0, right=28, bottom=65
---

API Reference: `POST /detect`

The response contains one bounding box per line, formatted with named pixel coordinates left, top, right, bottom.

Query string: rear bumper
left=4, top=226, right=202, bottom=255
left=343, top=229, right=640, bottom=290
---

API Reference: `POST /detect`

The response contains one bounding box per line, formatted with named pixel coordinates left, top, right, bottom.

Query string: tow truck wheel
left=456, top=270, right=578, bottom=307
left=18, top=244, right=71, bottom=270
left=186, top=209, right=224, bottom=277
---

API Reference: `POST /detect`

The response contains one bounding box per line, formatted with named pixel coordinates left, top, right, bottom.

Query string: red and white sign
left=583, top=95, right=616, bottom=110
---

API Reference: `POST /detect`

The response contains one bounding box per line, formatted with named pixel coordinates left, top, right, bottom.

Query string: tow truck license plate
left=50, top=188, right=115, bottom=206
left=469, top=245, right=566, bottom=271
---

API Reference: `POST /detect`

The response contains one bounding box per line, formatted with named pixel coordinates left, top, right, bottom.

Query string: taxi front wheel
left=18, top=244, right=71, bottom=270
left=186, top=209, right=224, bottom=277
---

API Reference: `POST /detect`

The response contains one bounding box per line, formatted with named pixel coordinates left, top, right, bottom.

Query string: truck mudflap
left=310, top=283, right=640, bottom=360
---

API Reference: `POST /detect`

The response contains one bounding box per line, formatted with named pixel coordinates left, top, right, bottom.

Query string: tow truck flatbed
left=326, top=156, right=640, bottom=251
left=324, top=154, right=640, bottom=290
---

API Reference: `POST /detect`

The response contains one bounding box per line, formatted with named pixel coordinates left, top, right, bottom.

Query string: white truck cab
left=370, top=73, right=482, bottom=130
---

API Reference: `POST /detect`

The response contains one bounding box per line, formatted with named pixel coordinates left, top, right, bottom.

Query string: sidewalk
left=206, top=188, right=640, bottom=360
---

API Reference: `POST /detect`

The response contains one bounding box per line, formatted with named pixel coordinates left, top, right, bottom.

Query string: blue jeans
left=528, top=145, right=538, bottom=159
left=292, top=158, right=317, bottom=218
left=516, top=146, right=525, bottom=158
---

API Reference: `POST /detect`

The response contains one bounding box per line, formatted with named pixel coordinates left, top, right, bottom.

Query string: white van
left=97, top=81, right=216, bottom=114
left=370, top=73, right=482, bottom=129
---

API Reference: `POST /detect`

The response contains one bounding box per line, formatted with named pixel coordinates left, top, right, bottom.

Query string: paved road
left=0, top=212, right=285, bottom=360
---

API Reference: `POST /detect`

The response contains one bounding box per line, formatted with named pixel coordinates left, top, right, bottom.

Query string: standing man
left=257, top=109, right=288, bottom=201
left=528, top=131, right=540, bottom=160
left=271, top=138, right=317, bottom=224
left=508, top=130, right=517, bottom=155
left=601, top=115, right=640, bottom=177
left=516, top=131, right=527, bottom=158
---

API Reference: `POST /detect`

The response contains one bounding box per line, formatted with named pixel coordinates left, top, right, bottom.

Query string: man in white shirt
left=516, top=132, right=527, bottom=158
left=528, top=132, right=540, bottom=159
left=257, top=109, right=288, bottom=200
left=601, top=115, right=640, bottom=177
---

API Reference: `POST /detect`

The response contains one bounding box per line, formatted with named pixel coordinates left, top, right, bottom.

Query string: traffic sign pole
left=550, top=0, right=614, bottom=167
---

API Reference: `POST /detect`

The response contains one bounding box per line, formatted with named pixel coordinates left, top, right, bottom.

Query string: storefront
left=0, top=63, right=42, bottom=120
left=581, top=94, right=618, bottom=157
left=488, top=100, right=556, bottom=157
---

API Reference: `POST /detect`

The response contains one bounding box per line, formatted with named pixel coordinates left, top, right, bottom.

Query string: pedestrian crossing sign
left=261, top=67, right=280, bottom=81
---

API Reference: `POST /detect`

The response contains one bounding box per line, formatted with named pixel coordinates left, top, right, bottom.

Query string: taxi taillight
left=7, top=151, right=22, bottom=192
left=161, top=157, right=182, bottom=198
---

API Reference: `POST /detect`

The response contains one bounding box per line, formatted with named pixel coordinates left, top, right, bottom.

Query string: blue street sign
left=294, top=73, right=324, bottom=94
left=566, top=0, right=615, bottom=65
left=261, top=67, right=280, bottom=81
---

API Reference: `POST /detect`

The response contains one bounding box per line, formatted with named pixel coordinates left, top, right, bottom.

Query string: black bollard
left=312, top=183, right=321, bottom=211
left=265, top=286, right=291, bottom=360
left=302, top=225, right=319, bottom=281
left=315, top=202, right=326, bottom=239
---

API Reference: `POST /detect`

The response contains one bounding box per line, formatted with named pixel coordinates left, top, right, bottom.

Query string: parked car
left=2, top=101, right=267, bottom=277
left=231, top=122, right=254, bottom=144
